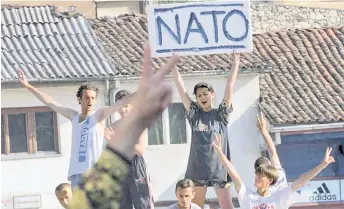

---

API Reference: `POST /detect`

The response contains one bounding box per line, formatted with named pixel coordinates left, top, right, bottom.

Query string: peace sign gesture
left=291, top=147, right=336, bottom=193
left=321, top=147, right=335, bottom=167
left=256, top=112, right=267, bottom=132
left=131, top=44, right=180, bottom=128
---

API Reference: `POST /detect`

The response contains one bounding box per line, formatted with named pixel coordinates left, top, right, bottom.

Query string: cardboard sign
left=13, top=195, right=41, bottom=209
left=146, top=1, right=252, bottom=57
left=294, top=180, right=340, bottom=203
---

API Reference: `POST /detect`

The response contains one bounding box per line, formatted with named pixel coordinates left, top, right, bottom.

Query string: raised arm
left=107, top=121, right=147, bottom=156
left=135, top=129, right=148, bottom=156
left=171, top=66, right=192, bottom=111
left=291, top=147, right=335, bottom=193
left=212, top=133, right=243, bottom=193
left=17, top=69, right=78, bottom=120
left=223, top=53, right=240, bottom=107
left=69, top=45, right=179, bottom=209
left=256, top=113, right=281, bottom=168
left=96, top=92, right=137, bottom=122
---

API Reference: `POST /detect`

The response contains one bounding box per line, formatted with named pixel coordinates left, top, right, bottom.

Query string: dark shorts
left=119, top=155, right=153, bottom=209
left=193, top=180, right=231, bottom=188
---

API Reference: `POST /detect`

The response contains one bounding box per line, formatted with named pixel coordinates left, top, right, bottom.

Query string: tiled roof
left=1, top=5, right=116, bottom=83
left=89, top=14, right=344, bottom=125
left=258, top=28, right=344, bottom=125
left=88, top=14, right=269, bottom=75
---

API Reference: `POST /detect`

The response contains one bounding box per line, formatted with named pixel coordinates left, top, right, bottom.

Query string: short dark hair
left=76, top=83, right=99, bottom=99
left=55, top=183, right=71, bottom=192
left=254, top=157, right=271, bottom=170
left=255, top=165, right=278, bottom=185
left=175, top=179, right=194, bottom=193
left=115, top=90, right=131, bottom=102
left=193, top=82, right=214, bottom=95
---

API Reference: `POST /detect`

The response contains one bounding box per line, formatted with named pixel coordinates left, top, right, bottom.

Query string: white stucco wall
left=1, top=74, right=262, bottom=208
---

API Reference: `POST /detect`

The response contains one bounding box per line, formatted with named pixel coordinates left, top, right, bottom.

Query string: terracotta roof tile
left=257, top=28, right=344, bottom=125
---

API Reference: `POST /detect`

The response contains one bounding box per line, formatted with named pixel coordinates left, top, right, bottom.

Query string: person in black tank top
left=106, top=90, right=154, bottom=209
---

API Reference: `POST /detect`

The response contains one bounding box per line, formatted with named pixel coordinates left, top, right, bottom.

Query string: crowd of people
left=17, top=45, right=335, bottom=209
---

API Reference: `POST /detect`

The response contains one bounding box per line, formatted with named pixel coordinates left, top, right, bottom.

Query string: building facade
left=1, top=1, right=344, bottom=209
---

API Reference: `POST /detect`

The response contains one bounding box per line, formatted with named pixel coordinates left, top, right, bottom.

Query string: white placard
left=146, top=1, right=252, bottom=57
left=293, top=180, right=340, bottom=203
left=13, top=195, right=41, bottom=209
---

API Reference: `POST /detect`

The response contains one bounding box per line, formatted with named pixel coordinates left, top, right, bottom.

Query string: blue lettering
left=156, top=15, right=181, bottom=46
left=222, top=9, right=249, bottom=42
left=200, top=11, right=225, bottom=43
left=155, top=9, right=249, bottom=54
left=78, top=118, right=90, bottom=162
left=154, top=3, right=243, bottom=13
left=184, top=12, right=208, bottom=44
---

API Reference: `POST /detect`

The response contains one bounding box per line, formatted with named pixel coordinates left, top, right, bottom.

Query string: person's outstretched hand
left=232, top=52, right=241, bottom=67
left=131, top=45, right=180, bottom=126
left=107, top=44, right=180, bottom=158
left=104, top=127, right=115, bottom=141
left=256, top=112, right=267, bottom=133
left=321, top=147, right=335, bottom=168
left=17, top=69, right=30, bottom=87
left=211, top=133, right=223, bottom=155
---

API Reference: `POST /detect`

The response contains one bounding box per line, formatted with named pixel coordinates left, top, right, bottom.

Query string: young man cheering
left=18, top=70, right=135, bottom=187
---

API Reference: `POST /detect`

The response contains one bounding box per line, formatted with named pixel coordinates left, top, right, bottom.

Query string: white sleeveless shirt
left=68, top=113, right=105, bottom=178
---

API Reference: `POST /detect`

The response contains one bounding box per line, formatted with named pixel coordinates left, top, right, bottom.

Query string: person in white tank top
left=17, top=70, right=135, bottom=188
left=68, top=44, right=180, bottom=209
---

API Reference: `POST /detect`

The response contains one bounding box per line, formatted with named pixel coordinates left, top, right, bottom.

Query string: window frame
left=1, top=106, right=60, bottom=156
left=147, top=101, right=191, bottom=147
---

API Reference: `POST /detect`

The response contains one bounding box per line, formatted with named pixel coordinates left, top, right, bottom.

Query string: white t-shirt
left=68, top=113, right=105, bottom=178
left=167, top=203, right=201, bottom=209
left=270, top=167, right=288, bottom=193
left=238, top=184, right=296, bottom=209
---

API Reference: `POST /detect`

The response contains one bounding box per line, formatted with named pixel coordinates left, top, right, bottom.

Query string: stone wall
left=251, top=3, right=344, bottom=33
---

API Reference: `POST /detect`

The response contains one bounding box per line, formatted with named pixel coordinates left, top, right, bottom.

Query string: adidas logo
left=309, top=183, right=337, bottom=201
left=313, top=183, right=330, bottom=194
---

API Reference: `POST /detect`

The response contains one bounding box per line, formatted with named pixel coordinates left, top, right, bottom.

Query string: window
left=148, top=115, right=164, bottom=145
left=277, top=131, right=344, bottom=179
left=8, top=113, right=28, bottom=153
left=169, top=103, right=187, bottom=144
left=1, top=107, right=59, bottom=155
left=35, top=112, right=56, bottom=151
left=148, top=102, right=188, bottom=145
